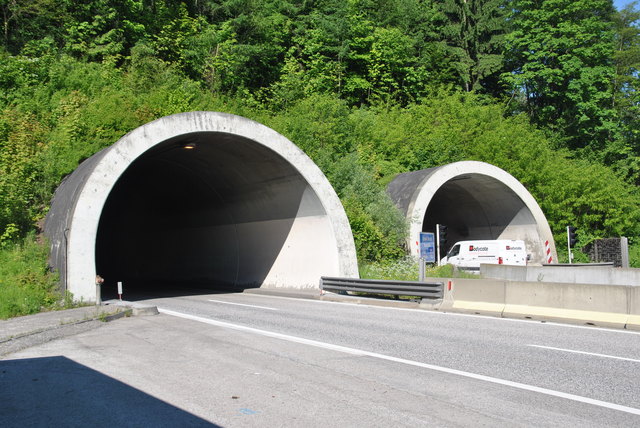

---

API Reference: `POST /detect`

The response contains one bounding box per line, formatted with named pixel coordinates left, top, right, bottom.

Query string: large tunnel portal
left=95, top=132, right=326, bottom=296
left=45, top=112, right=358, bottom=302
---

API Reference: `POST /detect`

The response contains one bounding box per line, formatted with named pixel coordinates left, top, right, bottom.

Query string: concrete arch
left=387, top=161, right=557, bottom=265
left=45, top=112, right=358, bottom=302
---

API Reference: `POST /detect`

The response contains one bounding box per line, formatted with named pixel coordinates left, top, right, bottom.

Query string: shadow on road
left=0, top=356, right=221, bottom=427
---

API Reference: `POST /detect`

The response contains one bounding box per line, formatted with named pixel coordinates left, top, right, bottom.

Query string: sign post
left=567, top=226, right=577, bottom=264
left=419, top=232, right=435, bottom=281
left=95, top=275, right=104, bottom=305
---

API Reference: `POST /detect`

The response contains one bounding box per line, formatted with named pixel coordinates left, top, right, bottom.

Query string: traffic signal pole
left=436, top=224, right=447, bottom=266
left=436, top=224, right=441, bottom=266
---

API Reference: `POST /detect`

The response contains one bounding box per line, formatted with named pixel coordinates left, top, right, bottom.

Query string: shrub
left=0, top=235, right=62, bottom=319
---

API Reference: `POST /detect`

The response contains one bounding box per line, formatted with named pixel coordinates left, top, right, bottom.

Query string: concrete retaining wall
left=482, top=264, right=640, bottom=287
left=630, top=286, right=640, bottom=331
left=503, top=281, right=630, bottom=329
left=430, top=277, right=640, bottom=330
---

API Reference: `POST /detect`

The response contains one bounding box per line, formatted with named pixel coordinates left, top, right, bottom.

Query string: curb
left=320, top=293, right=423, bottom=308
left=1, top=304, right=157, bottom=348
left=101, top=308, right=133, bottom=322
left=103, top=300, right=159, bottom=317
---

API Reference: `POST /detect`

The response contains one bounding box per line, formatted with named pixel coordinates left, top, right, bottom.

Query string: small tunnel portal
left=387, top=162, right=557, bottom=264
left=45, top=112, right=358, bottom=302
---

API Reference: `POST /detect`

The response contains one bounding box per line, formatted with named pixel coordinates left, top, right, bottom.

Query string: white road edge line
left=207, top=299, right=278, bottom=311
left=529, top=344, right=640, bottom=363
left=159, top=307, right=640, bottom=416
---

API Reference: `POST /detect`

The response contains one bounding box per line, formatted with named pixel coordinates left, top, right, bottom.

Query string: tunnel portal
left=45, top=112, right=358, bottom=302
left=387, top=162, right=557, bottom=265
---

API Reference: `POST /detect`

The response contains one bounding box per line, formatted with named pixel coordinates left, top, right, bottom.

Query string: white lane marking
left=159, top=308, right=640, bottom=416
left=239, top=294, right=640, bottom=335
left=529, top=344, right=640, bottom=363
left=207, top=299, right=278, bottom=311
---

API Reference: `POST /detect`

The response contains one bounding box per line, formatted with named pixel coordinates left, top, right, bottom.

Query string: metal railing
left=320, top=277, right=444, bottom=300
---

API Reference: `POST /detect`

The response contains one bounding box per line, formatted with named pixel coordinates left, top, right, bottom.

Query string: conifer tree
left=438, top=0, right=510, bottom=94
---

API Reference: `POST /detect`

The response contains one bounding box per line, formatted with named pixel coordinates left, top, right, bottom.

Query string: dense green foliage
left=505, top=0, right=618, bottom=154
left=1, top=0, right=640, bottom=291
left=0, top=235, right=67, bottom=319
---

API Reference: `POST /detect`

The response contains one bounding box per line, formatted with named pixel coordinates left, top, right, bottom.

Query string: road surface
left=2, top=291, right=639, bottom=427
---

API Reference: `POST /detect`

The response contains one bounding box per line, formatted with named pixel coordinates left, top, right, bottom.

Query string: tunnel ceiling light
left=183, top=142, right=197, bottom=150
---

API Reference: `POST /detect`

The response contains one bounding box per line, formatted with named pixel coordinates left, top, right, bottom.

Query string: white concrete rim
left=66, top=111, right=357, bottom=301
left=407, top=161, right=557, bottom=261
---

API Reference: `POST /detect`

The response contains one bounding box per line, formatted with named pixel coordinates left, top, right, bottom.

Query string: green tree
left=438, top=0, right=510, bottom=94
left=1, top=0, right=61, bottom=53
left=61, top=0, right=148, bottom=62
left=611, top=1, right=640, bottom=183
left=504, top=0, right=618, bottom=153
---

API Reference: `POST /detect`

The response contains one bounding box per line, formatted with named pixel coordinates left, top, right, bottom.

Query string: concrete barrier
left=502, top=281, right=629, bottom=328
left=482, top=264, right=640, bottom=287
left=435, top=278, right=506, bottom=317
left=425, top=276, right=638, bottom=330
left=628, top=286, right=640, bottom=331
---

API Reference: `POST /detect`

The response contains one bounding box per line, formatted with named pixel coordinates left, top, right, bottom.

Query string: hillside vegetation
left=1, top=0, right=640, bottom=315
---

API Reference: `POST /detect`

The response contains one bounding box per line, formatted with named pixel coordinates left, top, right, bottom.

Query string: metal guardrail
left=320, top=277, right=444, bottom=300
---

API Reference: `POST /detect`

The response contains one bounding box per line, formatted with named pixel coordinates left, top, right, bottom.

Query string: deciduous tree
left=504, top=0, right=617, bottom=152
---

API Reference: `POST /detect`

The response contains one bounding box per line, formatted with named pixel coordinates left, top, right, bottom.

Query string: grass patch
left=423, top=264, right=479, bottom=279
left=359, top=257, right=480, bottom=281
left=355, top=258, right=478, bottom=301
left=0, top=234, right=75, bottom=319
left=359, top=257, right=420, bottom=281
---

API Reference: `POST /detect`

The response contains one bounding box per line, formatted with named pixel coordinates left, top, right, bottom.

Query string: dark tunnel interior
left=95, top=132, right=319, bottom=300
left=422, top=174, right=533, bottom=254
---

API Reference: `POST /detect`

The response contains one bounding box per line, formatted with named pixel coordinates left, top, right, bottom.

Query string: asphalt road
left=2, top=291, right=640, bottom=427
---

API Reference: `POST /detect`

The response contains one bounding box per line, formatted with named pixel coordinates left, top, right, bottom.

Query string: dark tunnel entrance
left=421, top=174, right=537, bottom=255
left=95, top=132, right=322, bottom=299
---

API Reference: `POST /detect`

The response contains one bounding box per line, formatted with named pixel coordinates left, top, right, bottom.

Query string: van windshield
left=447, top=244, right=460, bottom=258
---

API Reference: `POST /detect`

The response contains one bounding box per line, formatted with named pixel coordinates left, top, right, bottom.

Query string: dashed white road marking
left=529, top=344, right=640, bottom=363
left=207, top=299, right=278, bottom=311
left=239, top=294, right=640, bottom=335
left=159, top=307, right=640, bottom=417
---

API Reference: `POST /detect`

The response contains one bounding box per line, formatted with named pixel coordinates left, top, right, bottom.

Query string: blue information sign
left=419, top=232, right=435, bottom=263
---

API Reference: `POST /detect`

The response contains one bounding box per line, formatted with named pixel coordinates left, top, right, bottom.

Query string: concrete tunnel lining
left=387, top=161, right=557, bottom=265
left=45, top=112, right=358, bottom=302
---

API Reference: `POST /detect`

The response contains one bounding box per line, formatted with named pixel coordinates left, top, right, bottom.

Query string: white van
left=441, top=240, right=527, bottom=273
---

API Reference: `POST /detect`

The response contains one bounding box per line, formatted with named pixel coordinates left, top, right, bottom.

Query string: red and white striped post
left=544, top=240, right=553, bottom=264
